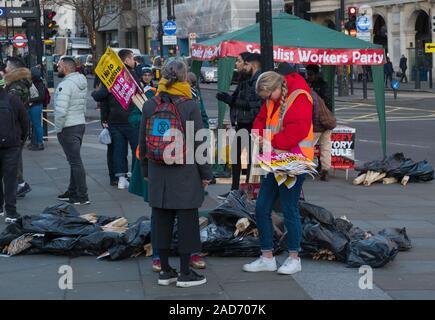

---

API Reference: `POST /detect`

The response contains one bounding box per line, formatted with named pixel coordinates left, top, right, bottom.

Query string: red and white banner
left=192, top=41, right=384, bottom=65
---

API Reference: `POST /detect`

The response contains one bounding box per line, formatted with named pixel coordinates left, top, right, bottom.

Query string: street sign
left=163, top=35, right=177, bottom=45
left=0, top=7, right=38, bottom=18
left=356, top=15, right=372, bottom=32
left=357, top=31, right=371, bottom=42
left=425, top=43, right=435, bottom=53
left=12, top=34, right=28, bottom=49
left=163, top=21, right=177, bottom=36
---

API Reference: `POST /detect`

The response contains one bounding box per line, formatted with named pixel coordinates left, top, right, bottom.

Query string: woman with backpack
left=28, top=67, right=47, bottom=151
left=138, top=59, right=212, bottom=288
left=243, top=71, right=313, bottom=276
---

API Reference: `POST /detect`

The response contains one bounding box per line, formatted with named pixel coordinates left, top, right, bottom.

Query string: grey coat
left=139, top=93, right=213, bottom=210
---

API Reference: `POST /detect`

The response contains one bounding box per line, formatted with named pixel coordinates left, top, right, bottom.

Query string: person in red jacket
left=242, top=71, right=313, bottom=275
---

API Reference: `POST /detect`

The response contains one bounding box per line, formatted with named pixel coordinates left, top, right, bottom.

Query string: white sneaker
left=118, top=176, right=130, bottom=189
left=242, top=256, right=277, bottom=272
left=277, top=257, right=302, bottom=275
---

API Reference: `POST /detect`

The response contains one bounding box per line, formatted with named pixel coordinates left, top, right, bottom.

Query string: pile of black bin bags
left=0, top=203, right=152, bottom=260
left=0, top=193, right=412, bottom=268
left=356, top=152, right=434, bottom=182
left=201, top=191, right=411, bottom=267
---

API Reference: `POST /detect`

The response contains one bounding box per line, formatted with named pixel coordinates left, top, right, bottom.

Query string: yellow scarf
left=158, top=78, right=192, bottom=99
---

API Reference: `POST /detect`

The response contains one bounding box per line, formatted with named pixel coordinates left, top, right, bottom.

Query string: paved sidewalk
left=0, top=123, right=434, bottom=300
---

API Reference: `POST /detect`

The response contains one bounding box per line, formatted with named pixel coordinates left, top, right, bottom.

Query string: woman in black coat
left=139, top=59, right=213, bottom=288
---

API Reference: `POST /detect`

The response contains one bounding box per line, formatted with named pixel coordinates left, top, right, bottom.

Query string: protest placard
left=95, top=47, right=146, bottom=111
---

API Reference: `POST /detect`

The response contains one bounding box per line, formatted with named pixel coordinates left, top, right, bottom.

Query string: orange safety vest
left=265, top=89, right=314, bottom=160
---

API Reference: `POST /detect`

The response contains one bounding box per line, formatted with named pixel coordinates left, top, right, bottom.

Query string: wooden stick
left=401, top=175, right=410, bottom=186
left=353, top=173, right=367, bottom=185
left=136, top=93, right=146, bottom=105
left=132, top=95, right=143, bottom=112
left=372, top=172, right=387, bottom=184
left=383, top=177, right=398, bottom=185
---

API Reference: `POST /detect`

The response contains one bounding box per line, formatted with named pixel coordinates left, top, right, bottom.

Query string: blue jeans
left=256, top=173, right=306, bottom=253
left=29, top=104, right=43, bottom=145
left=108, top=124, right=139, bottom=176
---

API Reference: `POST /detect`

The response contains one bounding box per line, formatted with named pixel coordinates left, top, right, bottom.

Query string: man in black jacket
left=216, top=53, right=263, bottom=198
left=0, top=76, right=29, bottom=223
left=92, top=86, right=137, bottom=189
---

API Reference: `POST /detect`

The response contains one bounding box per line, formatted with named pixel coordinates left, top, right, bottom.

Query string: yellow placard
left=425, top=43, right=435, bottom=53
left=95, top=47, right=125, bottom=89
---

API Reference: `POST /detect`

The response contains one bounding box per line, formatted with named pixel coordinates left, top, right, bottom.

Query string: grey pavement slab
left=387, top=290, right=435, bottom=300
left=291, top=260, right=392, bottom=300
left=65, top=281, right=145, bottom=300
left=70, top=257, right=141, bottom=284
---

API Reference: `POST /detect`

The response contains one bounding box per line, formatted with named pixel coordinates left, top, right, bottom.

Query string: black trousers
left=57, top=125, right=88, bottom=199
left=152, top=208, right=201, bottom=255
left=0, top=147, right=20, bottom=214
left=400, top=68, right=408, bottom=83
left=231, top=123, right=252, bottom=190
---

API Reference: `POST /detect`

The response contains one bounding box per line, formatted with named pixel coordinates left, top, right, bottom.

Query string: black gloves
left=216, top=92, right=233, bottom=105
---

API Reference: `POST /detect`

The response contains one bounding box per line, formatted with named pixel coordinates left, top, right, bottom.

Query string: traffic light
left=44, top=9, right=58, bottom=39
left=346, top=6, right=358, bottom=35
left=432, top=16, right=435, bottom=32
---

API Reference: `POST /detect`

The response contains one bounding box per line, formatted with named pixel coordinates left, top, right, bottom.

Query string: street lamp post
left=158, top=0, right=164, bottom=57
left=259, top=0, right=274, bottom=72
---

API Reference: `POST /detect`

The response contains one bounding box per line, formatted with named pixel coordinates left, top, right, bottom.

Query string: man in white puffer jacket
left=54, top=57, right=90, bottom=205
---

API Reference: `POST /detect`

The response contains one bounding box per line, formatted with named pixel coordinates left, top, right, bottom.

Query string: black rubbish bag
left=208, top=190, right=256, bottom=229
left=34, top=237, right=82, bottom=256
left=347, top=226, right=370, bottom=241
left=355, top=153, right=406, bottom=174
left=346, top=235, right=399, bottom=268
left=405, top=160, right=434, bottom=182
left=107, top=217, right=151, bottom=260
left=299, top=201, right=335, bottom=226
left=21, top=214, right=101, bottom=237
left=334, top=217, right=353, bottom=234
left=42, top=203, right=80, bottom=217
left=378, top=228, right=412, bottom=251
left=301, top=222, right=349, bottom=261
left=201, top=224, right=270, bottom=257
left=76, top=231, right=122, bottom=256
left=0, top=221, right=24, bottom=248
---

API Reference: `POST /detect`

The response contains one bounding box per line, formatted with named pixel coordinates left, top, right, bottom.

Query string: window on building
left=122, top=0, right=132, bottom=10
left=147, top=0, right=152, bottom=8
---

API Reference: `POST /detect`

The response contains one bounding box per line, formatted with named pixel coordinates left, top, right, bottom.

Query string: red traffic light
left=46, top=11, right=56, bottom=20
left=348, top=6, right=358, bottom=17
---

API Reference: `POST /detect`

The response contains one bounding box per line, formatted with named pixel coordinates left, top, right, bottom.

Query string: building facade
left=136, top=0, right=284, bottom=56
left=285, top=0, right=435, bottom=80
left=96, top=0, right=284, bottom=57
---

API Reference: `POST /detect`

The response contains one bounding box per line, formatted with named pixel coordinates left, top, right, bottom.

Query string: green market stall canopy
left=191, top=13, right=387, bottom=156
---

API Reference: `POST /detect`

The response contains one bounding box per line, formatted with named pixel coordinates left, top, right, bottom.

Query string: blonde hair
left=256, top=71, right=289, bottom=119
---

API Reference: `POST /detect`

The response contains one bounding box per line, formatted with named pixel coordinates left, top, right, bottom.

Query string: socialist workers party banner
left=330, top=126, right=356, bottom=169
left=95, top=47, right=139, bottom=109
left=191, top=41, right=384, bottom=65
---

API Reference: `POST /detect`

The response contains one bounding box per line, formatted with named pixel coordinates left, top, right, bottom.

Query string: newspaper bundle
left=257, top=152, right=318, bottom=189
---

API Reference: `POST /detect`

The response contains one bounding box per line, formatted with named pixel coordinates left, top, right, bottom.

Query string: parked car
left=200, top=60, right=218, bottom=83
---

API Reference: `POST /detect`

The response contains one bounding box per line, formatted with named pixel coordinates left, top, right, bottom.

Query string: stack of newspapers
left=257, top=152, right=318, bottom=189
